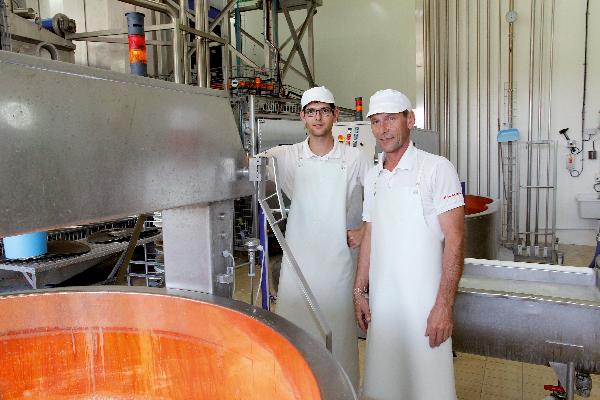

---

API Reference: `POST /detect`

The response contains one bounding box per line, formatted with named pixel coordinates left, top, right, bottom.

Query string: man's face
left=369, top=111, right=415, bottom=154
left=300, top=101, right=339, bottom=137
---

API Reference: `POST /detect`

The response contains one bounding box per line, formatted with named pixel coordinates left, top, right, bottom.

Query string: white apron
left=362, top=159, right=456, bottom=400
left=276, top=148, right=359, bottom=390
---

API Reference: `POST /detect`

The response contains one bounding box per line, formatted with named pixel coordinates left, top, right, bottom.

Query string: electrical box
left=332, top=121, right=377, bottom=161
left=333, top=122, right=440, bottom=162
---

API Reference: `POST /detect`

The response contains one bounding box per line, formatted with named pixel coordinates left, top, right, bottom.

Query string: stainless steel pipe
left=535, top=0, right=545, bottom=246
left=544, top=0, right=556, bottom=248
left=466, top=0, right=470, bottom=192
left=476, top=0, right=481, bottom=194
left=195, top=0, right=206, bottom=87
left=486, top=0, right=491, bottom=196
left=525, top=0, right=537, bottom=246
left=455, top=0, right=460, bottom=175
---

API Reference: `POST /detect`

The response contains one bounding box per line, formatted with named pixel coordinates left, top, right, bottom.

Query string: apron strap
left=415, top=152, right=426, bottom=189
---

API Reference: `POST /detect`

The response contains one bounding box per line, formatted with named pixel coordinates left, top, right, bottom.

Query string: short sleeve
left=431, top=157, right=464, bottom=215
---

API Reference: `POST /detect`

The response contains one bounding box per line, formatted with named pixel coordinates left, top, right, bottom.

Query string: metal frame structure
left=65, top=0, right=322, bottom=90
left=0, top=233, right=161, bottom=288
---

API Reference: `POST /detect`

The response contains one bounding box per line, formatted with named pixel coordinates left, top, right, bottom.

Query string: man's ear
left=406, top=111, right=416, bottom=130
left=332, top=108, right=340, bottom=123
left=300, top=111, right=306, bottom=123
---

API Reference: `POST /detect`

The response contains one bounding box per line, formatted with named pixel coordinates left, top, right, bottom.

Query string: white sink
left=575, top=193, right=600, bottom=219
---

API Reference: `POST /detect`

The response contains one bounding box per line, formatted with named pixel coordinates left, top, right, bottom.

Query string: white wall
left=423, top=0, right=600, bottom=246
left=551, top=0, right=600, bottom=245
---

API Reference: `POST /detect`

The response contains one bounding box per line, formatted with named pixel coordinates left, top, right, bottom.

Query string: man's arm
left=347, top=222, right=365, bottom=248
left=425, top=206, right=464, bottom=347
left=353, top=222, right=372, bottom=332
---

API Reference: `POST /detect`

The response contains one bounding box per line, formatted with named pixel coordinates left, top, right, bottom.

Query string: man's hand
left=347, top=228, right=364, bottom=248
left=354, top=289, right=371, bottom=332
left=425, top=303, right=453, bottom=347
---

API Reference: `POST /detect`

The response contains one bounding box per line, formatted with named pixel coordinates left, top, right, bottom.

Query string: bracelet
left=353, top=286, right=368, bottom=302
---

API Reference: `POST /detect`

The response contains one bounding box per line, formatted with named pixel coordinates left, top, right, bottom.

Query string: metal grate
left=234, top=196, right=253, bottom=251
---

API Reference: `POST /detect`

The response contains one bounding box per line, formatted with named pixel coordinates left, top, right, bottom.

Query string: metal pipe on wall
left=455, top=0, right=460, bottom=175
left=496, top=0, right=501, bottom=205
left=486, top=0, right=491, bottom=196
left=525, top=0, right=537, bottom=247
left=423, top=0, right=430, bottom=129
left=476, top=0, right=481, bottom=194
left=534, top=0, right=545, bottom=247
left=444, top=0, right=450, bottom=159
left=435, top=0, right=441, bottom=137
left=466, top=0, right=470, bottom=193
left=506, top=0, right=515, bottom=245
left=544, top=0, right=556, bottom=249
left=308, top=2, right=315, bottom=82
left=497, top=0, right=502, bottom=133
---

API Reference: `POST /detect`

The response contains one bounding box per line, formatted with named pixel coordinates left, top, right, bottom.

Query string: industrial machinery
left=0, top=1, right=75, bottom=62
left=0, top=50, right=356, bottom=399
left=455, top=258, right=600, bottom=398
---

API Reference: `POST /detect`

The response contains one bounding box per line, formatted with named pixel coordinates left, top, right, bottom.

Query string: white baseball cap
left=366, top=89, right=412, bottom=117
left=301, top=86, right=335, bottom=109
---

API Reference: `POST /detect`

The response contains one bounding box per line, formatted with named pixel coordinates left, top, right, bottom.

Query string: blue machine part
left=40, top=18, right=54, bottom=32
left=3, top=231, right=47, bottom=259
left=187, top=1, right=221, bottom=20
left=497, top=128, right=520, bottom=143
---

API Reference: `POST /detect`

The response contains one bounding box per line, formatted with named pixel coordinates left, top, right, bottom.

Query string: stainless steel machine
left=456, top=258, right=600, bottom=398
left=0, top=50, right=356, bottom=399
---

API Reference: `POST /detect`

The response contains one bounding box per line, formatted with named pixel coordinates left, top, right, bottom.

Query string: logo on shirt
left=442, top=192, right=462, bottom=200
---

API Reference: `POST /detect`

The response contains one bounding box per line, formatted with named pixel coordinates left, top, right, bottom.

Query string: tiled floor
left=234, top=244, right=599, bottom=399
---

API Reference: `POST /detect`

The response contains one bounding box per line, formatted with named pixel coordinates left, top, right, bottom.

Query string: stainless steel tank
left=464, top=195, right=498, bottom=260
left=454, top=259, right=600, bottom=374
left=0, top=287, right=355, bottom=400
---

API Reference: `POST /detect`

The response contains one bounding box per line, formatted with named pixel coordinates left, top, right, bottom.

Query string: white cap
left=301, top=86, right=335, bottom=108
left=366, top=89, right=412, bottom=117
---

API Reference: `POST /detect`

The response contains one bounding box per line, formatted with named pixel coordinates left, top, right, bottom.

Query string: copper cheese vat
left=0, top=288, right=355, bottom=400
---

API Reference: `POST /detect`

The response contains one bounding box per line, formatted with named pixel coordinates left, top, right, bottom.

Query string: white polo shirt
left=263, top=138, right=372, bottom=228
left=362, top=141, right=464, bottom=240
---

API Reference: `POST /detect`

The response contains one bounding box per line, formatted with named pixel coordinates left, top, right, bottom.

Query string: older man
left=263, top=86, right=370, bottom=390
left=354, top=89, right=464, bottom=399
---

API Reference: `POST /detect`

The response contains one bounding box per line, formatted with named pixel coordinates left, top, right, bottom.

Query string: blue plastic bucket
left=2, top=232, right=48, bottom=259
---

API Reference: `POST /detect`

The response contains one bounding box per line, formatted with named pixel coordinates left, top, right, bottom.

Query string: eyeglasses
left=304, top=107, right=333, bottom=118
